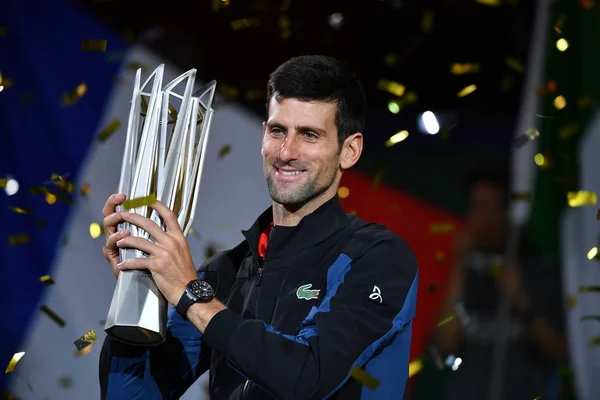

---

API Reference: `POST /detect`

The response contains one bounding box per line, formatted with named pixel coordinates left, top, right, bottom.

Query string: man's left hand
left=115, top=200, right=199, bottom=305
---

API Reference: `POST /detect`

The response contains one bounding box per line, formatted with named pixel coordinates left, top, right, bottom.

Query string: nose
left=279, top=133, right=301, bottom=162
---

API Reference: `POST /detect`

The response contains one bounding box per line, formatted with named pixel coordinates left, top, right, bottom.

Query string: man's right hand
left=102, top=192, right=129, bottom=278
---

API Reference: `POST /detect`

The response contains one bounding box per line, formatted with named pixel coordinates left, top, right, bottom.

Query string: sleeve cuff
left=202, top=309, right=243, bottom=354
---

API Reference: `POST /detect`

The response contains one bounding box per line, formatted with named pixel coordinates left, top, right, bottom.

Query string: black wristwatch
left=176, top=279, right=216, bottom=320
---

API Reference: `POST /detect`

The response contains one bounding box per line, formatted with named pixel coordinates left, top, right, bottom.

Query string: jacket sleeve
left=99, top=272, right=210, bottom=400
left=202, top=235, right=419, bottom=400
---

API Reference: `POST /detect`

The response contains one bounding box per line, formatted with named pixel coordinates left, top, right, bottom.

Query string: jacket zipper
left=242, top=226, right=274, bottom=399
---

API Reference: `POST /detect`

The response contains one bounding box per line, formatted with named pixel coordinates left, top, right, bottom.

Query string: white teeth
left=279, top=170, right=302, bottom=176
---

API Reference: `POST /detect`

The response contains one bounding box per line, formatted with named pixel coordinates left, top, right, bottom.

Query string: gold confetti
left=338, top=187, right=350, bottom=199
left=140, top=328, right=152, bottom=339
left=567, top=295, right=577, bottom=309
left=231, top=18, right=262, bottom=31
left=245, top=89, right=265, bottom=101
left=430, top=223, right=455, bottom=234
left=218, top=144, right=232, bottom=159
left=127, top=61, right=148, bottom=72
left=450, top=63, right=480, bottom=75
left=75, top=344, right=94, bottom=357
left=218, top=83, right=239, bottom=98
left=45, top=192, right=57, bottom=205
left=409, top=358, right=423, bottom=378
left=61, top=83, right=87, bottom=106
left=39, top=275, right=55, bottom=285
left=513, top=128, right=540, bottom=148
left=505, top=56, right=524, bottom=73
left=123, top=193, right=157, bottom=210
left=437, top=315, right=455, bottom=327
left=348, top=210, right=358, bottom=216
left=581, top=315, right=600, bottom=322
left=29, top=185, right=47, bottom=195
left=372, top=168, right=388, bottom=190
left=81, top=39, right=107, bottom=52
left=0, top=178, right=7, bottom=187
left=567, top=191, right=597, bottom=207
left=97, top=119, right=121, bottom=141
left=383, top=52, right=399, bottom=67
left=5, top=352, right=25, bottom=373
left=533, top=394, right=544, bottom=400
left=377, top=79, right=405, bottom=97
left=422, top=11, right=434, bottom=33
left=553, top=95, right=567, bottom=110
left=81, top=183, right=92, bottom=197
left=8, top=206, right=33, bottom=214
left=476, top=0, right=503, bottom=5
left=579, top=286, right=600, bottom=293
left=385, top=130, right=409, bottom=147
left=89, top=223, right=102, bottom=239
left=587, top=247, right=599, bottom=260
left=279, top=14, right=291, bottom=39
left=457, top=84, right=477, bottom=98
left=588, top=336, right=600, bottom=347
left=558, top=123, right=579, bottom=140
left=349, top=366, right=380, bottom=390
left=40, top=305, right=66, bottom=327
left=50, top=173, right=74, bottom=193
left=204, top=244, right=217, bottom=260
left=74, top=330, right=97, bottom=351
left=8, top=233, right=30, bottom=246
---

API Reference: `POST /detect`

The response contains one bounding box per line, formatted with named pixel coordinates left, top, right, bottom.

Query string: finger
left=103, top=211, right=126, bottom=238
left=106, top=229, right=130, bottom=252
left=150, top=201, right=182, bottom=234
left=121, top=212, right=167, bottom=243
left=117, top=257, right=151, bottom=271
left=116, top=236, right=163, bottom=256
left=103, top=193, right=126, bottom=218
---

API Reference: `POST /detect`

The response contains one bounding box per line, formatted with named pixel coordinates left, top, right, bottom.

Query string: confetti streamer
left=505, top=56, right=524, bottom=73
left=586, top=247, right=599, bottom=260
left=81, top=39, right=107, bottom=52
left=450, top=63, right=480, bottom=75
left=579, top=286, right=600, bottom=293
left=588, top=337, right=600, bottom=347
left=377, top=79, right=405, bottom=97
left=218, top=144, right=232, bottom=158
left=567, top=191, right=597, bottom=207
left=5, top=352, right=25, bottom=373
left=8, top=206, right=33, bottom=214
left=457, top=84, right=477, bottom=98
left=61, top=83, right=87, bottom=107
left=385, top=130, right=409, bottom=147
left=74, top=330, right=97, bottom=351
left=40, top=305, right=66, bottom=327
left=97, top=119, right=121, bottom=141
left=437, top=315, right=455, bottom=327
left=39, top=275, right=55, bottom=285
left=408, top=358, right=423, bottom=378
left=581, top=315, right=600, bottom=322
left=513, top=128, right=540, bottom=148
left=123, top=193, right=157, bottom=210
left=338, top=187, right=350, bottom=199
left=430, top=223, right=455, bottom=234
left=8, top=233, right=30, bottom=246
left=81, top=183, right=92, bottom=197
left=349, top=366, right=380, bottom=390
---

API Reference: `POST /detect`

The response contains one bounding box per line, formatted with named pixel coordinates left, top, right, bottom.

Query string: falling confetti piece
left=372, top=169, right=388, bottom=190
left=81, top=183, right=91, bottom=197
left=588, top=337, right=600, bottom=346
left=5, top=352, right=25, bottom=373
left=230, top=18, right=262, bottom=31
left=40, top=305, right=65, bottom=327
left=383, top=52, right=399, bottom=67
left=338, top=187, right=350, bottom=199
left=89, top=222, right=103, bottom=239
left=377, top=80, right=405, bottom=97
left=587, top=247, right=599, bottom=260
left=505, top=56, right=524, bottom=73
left=349, top=366, right=380, bottom=390
left=50, top=173, right=74, bottom=193
left=533, top=394, right=544, bottom=400
left=8, top=233, right=30, bottom=246
left=45, top=192, right=57, bottom=205
left=97, top=119, right=121, bottom=141
left=39, top=275, right=55, bottom=285
left=29, top=185, right=47, bottom=195
left=553, top=95, right=567, bottom=110
left=437, top=315, right=455, bottom=327
left=513, top=128, right=540, bottom=148
left=0, top=178, right=7, bottom=187
left=430, top=223, right=455, bottom=234
left=581, top=315, right=600, bottom=322
left=204, top=244, right=217, bottom=260
left=567, top=191, right=597, bottom=207
left=450, top=63, right=480, bottom=75
left=475, top=0, right=503, bottom=5
left=567, top=295, right=577, bottom=309
left=81, top=39, right=107, bottom=52
left=75, top=344, right=94, bottom=357
left=127, top=61, right=148, bottom=72
left=74, top=330, right=97, bottom=351
left=58, top=376, right=73, bottom=389
left=278, top=14, right=291, bottom=39
left=123, top=193, right=157, bottom=210
left=8, top=206, right=33, bottom=214
left=218, top=145, right=232, bottom=159
left=245, top=89, right=265, bottom=101
left=457, top=84, right=477, bottom=98
left=579, top=286, right=600, bottom=293
left=61, top=83, right=87, bottom=107
left=348, top=210, right=358, bottom=216
left=409, top=358, right=423, bottom=378
left=385, top=130, right=409, bottom=147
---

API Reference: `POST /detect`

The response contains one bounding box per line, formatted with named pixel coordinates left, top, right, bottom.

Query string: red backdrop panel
left=339, top=170, right=464, bottom=361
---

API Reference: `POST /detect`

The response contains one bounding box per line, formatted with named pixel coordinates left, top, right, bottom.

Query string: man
left=435, top=162, right=566, bottom=400
left=99, top=55, right=418, bottom=400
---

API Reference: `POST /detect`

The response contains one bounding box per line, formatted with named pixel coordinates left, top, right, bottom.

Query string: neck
left=272, top=189, right=338, bottom=227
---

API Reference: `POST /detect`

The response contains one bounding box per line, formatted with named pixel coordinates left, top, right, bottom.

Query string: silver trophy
left=104, top=65, right=216, bottom=346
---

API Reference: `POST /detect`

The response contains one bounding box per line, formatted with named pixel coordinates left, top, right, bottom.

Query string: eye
left=303, top=132, right=318, bottom=139
left=270, top=128, right=284, bottom=136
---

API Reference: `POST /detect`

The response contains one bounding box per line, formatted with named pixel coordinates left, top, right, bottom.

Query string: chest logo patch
left=296, top=283, right=320, bottom=300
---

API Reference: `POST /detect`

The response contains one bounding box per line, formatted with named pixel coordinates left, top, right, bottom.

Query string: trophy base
left=105, top=325, right=164, bottom=347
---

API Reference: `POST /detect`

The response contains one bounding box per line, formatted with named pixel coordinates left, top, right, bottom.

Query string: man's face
left=262, top=97, right=342, bottom=208
left=467, top=182, right=506, bottom=251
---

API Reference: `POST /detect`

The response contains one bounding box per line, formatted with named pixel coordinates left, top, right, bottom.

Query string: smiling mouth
left=275, top=167, right=305, bottom=177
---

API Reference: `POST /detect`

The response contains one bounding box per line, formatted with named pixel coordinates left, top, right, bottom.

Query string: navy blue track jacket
left=99, top=196, right=419, bottom=399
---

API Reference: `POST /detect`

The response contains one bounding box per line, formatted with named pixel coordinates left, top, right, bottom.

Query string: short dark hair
left=266, top=55, right=367, bottom=148
left=462, top=161, right=510, bottom=197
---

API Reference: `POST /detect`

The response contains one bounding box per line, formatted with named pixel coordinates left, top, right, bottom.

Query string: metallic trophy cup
left=104, top=65, right=216, bottom=346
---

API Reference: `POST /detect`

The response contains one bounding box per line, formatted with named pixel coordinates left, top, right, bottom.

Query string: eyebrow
left=266, top=121, right=327, bottom=135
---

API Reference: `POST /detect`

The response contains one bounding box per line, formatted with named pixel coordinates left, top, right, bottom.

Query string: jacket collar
left=242, top=195, right=348, bottom=258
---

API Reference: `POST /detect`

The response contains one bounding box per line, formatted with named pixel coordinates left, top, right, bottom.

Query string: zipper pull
left=255, top=267, right=264, bottom=286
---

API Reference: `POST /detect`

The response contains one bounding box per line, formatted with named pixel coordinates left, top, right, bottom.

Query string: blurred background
left=1, top=0, right=599, bottom=399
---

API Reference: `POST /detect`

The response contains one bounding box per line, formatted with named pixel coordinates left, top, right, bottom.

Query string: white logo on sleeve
left=369, top=285, right=383, bottom=303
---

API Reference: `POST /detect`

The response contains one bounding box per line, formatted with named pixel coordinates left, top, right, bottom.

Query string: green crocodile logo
left=296, top=283, right=320, bottom=300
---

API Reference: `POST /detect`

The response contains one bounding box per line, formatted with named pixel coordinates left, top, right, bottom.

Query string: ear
left=340, top=133, right=363, bottom=170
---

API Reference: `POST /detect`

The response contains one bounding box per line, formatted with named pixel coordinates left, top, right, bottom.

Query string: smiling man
left=99, top=55, right=419, bottom=400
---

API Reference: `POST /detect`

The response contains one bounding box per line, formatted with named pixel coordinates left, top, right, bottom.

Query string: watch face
left=189, top=280, right=214, bottom=301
